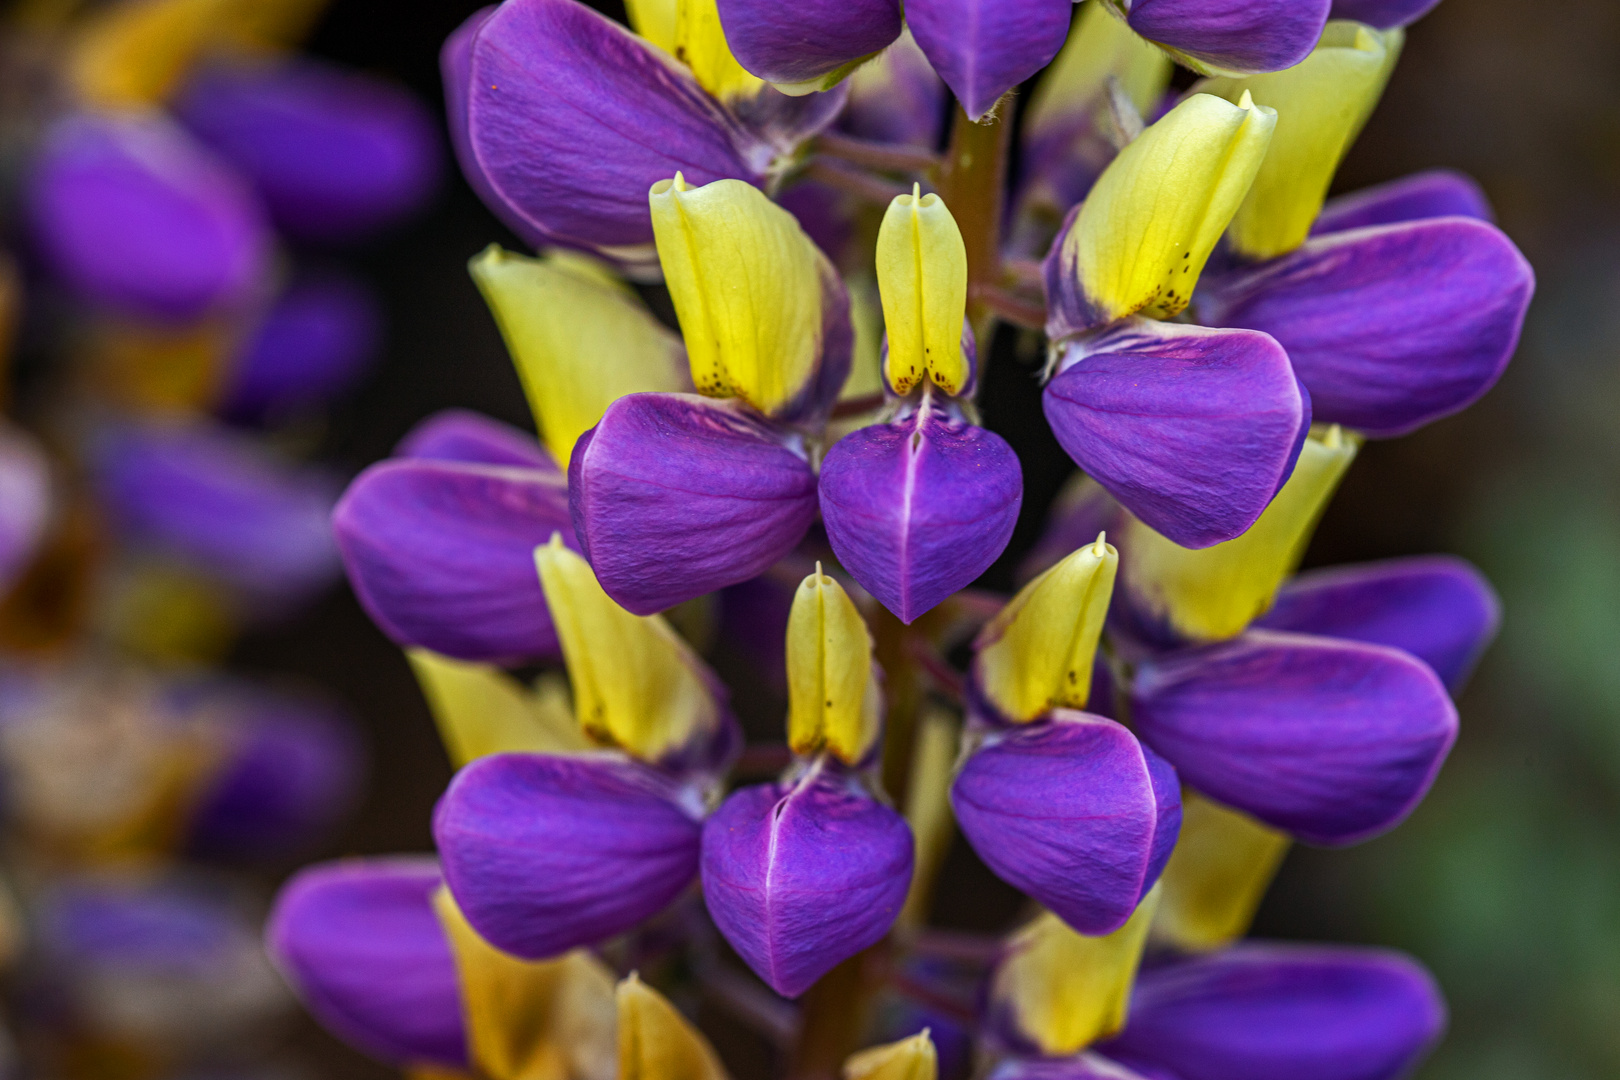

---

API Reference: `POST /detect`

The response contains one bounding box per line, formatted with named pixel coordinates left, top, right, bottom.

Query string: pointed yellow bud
left=1153, top=792, right=1290, bottom=952
left=651, top=175, right=830, bottom=417
left=844, top=1031, right=937, bottom=1080
left=877, top=185, right=969, bottom=397
left=1064, top=91, right=1275, bottom=323
left=1024, top=0, right=1172, bottom=144
left=70, top=0, right=225, bottom=108
left=898, top=707, right=959, bottom=930
left=1120, top=425, right=1360, bottom=641
left=617, top=973, right=730, bottom=1080
left=673, top=0, right=763, bottom=101
left=974, top=534, right=1118, bottom=723
left=786, top=566, right=882, bottom=765
left=991, top=889, right=1160, bottom=1056
left=434, top=888, right=617, bottom=1080
left=1206, top=23, right=1400, bottom=260
left=535, top=536, right=724, bottom=764
left=470, top=246, right=686, bottom=467
left=408, top=650, right=592, bottom=768
left=625, top=0, right=678, bottom=53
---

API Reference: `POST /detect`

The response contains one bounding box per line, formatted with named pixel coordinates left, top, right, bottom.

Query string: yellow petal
left=1063, top=91, right=1275, bottom=323
left=212, top=0, right=331, bottom=51
left=535, top=536, right=724, bottom=764
left=470, top=246, right=686, bottom=466
left=844, top=1031, right=937, bottom=1080
left=1119, top=425, right=1360, bottom=641
left=650, top=175, right=829, bottom=417
left=1206, top=23, right=1398, bottom=260
left=672, top=0, right=762, bottom=102
left=625, top=0, right=677, bottom=53
left=69, top=0, right=226, bottom=108
left=407, top=649, right=592, bottom=768
left=877, top=186, right=969, bottom=397
left=974, top=534, right=1118, bottom=723
left=1024, top=0, right=1172, bottom=143
left=786, top=566, right=882, bottom=764
left=990, top=889, right=1160, bottom=1056
left=435, top=888, right=617, bottom=1080
left=617, top=973, right=730, bottom=1080
left=897, top=707, right=959, bottom=931
left=1153, top=792, right=1290, bottom=952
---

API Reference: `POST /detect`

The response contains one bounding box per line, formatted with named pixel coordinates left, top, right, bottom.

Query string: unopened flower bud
left=973, top=534, right=1118, bottom=723
left=1207, top=22, right=1401, bottom=260
left=877, top=185, right=970, bottom=396
left=786, top=567, right=882, bottom=765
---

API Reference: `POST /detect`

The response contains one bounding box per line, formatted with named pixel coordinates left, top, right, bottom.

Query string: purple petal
left=820, top=398, right=1022, bottom=624
left=0, top=426, right=51, bottom=591
left=1126, top=0, right=1330, bottom=75
left=1103, top=942, right=1446, bottom=1080
left=717, top=0, right=901, bottom=87
left=395, top=409, right=557, bottom=473
left=1312, top=170, right=1492, bottom=237
left=92, top=421, right=340, bottom=600
left=701, top=767, right=913, bottom=997
left=468, top=0, right=766, bottom=255
left=1328, top=0, right=1443, bottom=30
left=27, top=113, right=270, bottom=321
left=333, top=458, right=572, bottom=663
left=568, top=393, right=818, bottom=615
left=44, top=878, right=256, bottom=976
left=1131, top=630, right=1458, bottom=845
left=220, top=272, right=382, bottom=423
left=905, top=0, right=1074, bottom=121
left=731, top=83, right=852, bottom=160
left=951, top=711, right=1180, bottom=935
left=990, top=1056, right=1159, bottom=1080
left=1257, top=556, right=1500, bottom=692
left=434, top=752, right=704, bottom=959
left=1202, top=218, right=1534, bottom=437
left=1043, top=319, right=1308, bottom=548
left=840, top=30, right=947, bottom=149
left=186, top=687, right=363, bottom=860
left=177, top=59, right=441, bottom=243
left=266, top=858, right=466, bottom=1068
left=719, top=572, right=799, bottom=695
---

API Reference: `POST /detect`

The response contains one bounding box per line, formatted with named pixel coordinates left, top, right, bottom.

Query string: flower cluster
left=275, top=0, right=1528, bottom=1077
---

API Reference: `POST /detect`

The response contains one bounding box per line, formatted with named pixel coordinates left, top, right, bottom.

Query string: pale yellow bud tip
left=876, top=184, right=970, bottom=397
left=786, top=567, right=881, bottom=764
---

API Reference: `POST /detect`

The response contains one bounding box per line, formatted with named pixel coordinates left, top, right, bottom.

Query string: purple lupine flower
left=176, top=59, right=442, bottom=244
left=27, top=112, right=271, bottom=321
left=334, top=410, right=573, bottom=663
left=90, top=419, right=341, bottom=605
left=266, top=858, right=467, bottom=1069
left=219, top=271, right=382, bottom=424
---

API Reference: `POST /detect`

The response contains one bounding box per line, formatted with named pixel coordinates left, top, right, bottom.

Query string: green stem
left=933, top=101, right=1014, bottom=348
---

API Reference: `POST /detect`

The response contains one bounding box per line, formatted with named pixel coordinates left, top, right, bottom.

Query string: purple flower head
left=177, top=58, right=442, bottom=244
left=1101, top=942, right=1446, bottom=1080
left=28, top=112, right=271, bottom=322
left=701, top=761, right=913, bottom=997
left=952, top=710, right=1180, bottom=935
left=820, top=393, right=1022, bottom=624
left=1131, top=630, right=1458, bottom=845
left=433, top=752, right=706, bottom=960
left=220, top=271, right=383, bottom=424
left=266, top=858, right=467, bottom=1068
left=91, top=419, right=341, bottom=604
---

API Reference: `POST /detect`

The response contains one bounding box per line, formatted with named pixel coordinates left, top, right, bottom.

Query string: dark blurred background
left=245, top=1, right=1620, bottom=1076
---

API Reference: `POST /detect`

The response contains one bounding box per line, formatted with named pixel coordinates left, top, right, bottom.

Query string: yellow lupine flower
left=1120, top=425, right=1361, bottom=641
left=991, top=888, right=1160, bottom=1056
left=786, top=567, right=882, bottom=765
left=1153, top=792, right=1291, bottom=952
left=1208, top=22, right=1402, bottom=260
left=1060, top=91, right=1276, bottom=323
left=974, top=534, right=1118, bottom=723
left=876, top=185, right=970, bottom=396
left=470, top=246, right=687, bottom=467
left=534, top=536, right=724, bottom=763
left=844, top=1030, right=937, bottom=1080
left=625, top=0, right=677, bottom=53
left=650, top=174, right=830, bottom=417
